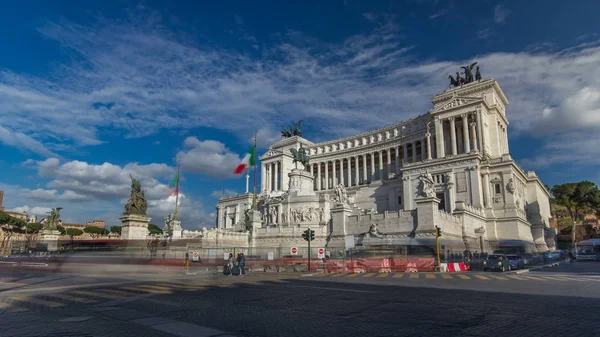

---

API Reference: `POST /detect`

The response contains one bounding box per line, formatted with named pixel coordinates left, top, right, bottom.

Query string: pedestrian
left=227, top=253, right=234, bottom=276
left=239, top=253, right=246, bottom=277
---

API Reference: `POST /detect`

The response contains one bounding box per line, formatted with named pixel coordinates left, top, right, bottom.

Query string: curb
left=506, top=262, right=561, bottom=275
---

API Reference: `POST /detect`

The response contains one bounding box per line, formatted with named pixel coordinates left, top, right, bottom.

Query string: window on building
left=398, top=196, right=402, bottom=205
left=494, top=183, right=502, bottom=195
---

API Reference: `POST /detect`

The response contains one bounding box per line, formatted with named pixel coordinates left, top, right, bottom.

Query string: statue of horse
left=290, top=147, right=310, bottom=169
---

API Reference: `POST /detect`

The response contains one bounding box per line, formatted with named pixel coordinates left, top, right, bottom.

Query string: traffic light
left=435, top=226, right=442, bottom=237
left=302, top=229, right=310, bottom=241
left=309, top=229, right=315, bottom=241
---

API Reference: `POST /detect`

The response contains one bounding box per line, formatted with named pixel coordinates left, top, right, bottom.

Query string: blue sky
left=1, top=0, right=599, bottom=228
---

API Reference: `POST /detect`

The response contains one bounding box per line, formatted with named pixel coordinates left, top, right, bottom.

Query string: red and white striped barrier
left=440, top=262, right=467, bottom=272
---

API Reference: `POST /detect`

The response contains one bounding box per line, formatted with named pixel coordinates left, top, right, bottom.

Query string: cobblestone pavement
left=2, top=264, right=600, bottom=336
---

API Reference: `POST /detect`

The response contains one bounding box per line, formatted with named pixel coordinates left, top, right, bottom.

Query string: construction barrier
left=440, top=262, right=467, bottom=272
left=323, top=257, right=435, bottom=273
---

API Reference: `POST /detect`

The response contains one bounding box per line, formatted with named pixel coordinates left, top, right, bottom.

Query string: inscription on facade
left=456, top=172, right=467, bottom=193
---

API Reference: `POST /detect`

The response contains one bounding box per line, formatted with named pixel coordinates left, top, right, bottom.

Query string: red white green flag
left=169, top=171, right=179, bottom=196
left=233, top=146, right=256, bottom=174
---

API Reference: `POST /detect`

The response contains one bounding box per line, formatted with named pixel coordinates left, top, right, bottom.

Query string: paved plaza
left=2, top=262, right=600, bottom=336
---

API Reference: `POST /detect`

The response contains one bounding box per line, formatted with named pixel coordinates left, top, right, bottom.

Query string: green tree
left=148, top=223, right=163, bottom=236
left=110, top=226, right=122, bottom=235
left=25, top=222, right=43, bottom=234
left=83, top=226, right=106, bottom=238
left=551, top=181, right=600, bottom=222
left=0, top=211, right=27, bottom=254
left=66, top=228, right=83, bottom=237
left=57, top=225, right=66, bottom=236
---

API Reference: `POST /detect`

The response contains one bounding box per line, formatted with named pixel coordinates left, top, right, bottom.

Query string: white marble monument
left=120, top=176, right=150, bottom=240
left=216, top=73, right=557, bottom=253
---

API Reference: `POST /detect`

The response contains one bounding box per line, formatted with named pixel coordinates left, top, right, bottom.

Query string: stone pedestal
left=531, top=224, right=549, bottom=253
left=170, top=219, right=183, bottom=239
left=41, top=229, right=61, bottom=252
left=120, top=213, right=151, bottom=240
left=287, top=168, right=316, bottom=197
left=416, top=196, right=441, bottom=231
left=331, top=203, right=353, bottom=238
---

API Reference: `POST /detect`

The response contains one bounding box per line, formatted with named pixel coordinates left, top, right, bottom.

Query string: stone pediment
left=432, top=96, right=483, bottom=113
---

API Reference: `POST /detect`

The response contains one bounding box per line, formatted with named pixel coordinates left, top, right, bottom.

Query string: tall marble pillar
left=450, top=117, right=457, bottom=156
left=462, top=114, right=470, bottom=153
left=435, top=117, right=445, bottom=158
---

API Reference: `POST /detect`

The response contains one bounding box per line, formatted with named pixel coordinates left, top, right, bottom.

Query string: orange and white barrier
left=440, top=262, right=467, bottom=272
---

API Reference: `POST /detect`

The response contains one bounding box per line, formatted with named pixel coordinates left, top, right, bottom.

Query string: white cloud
left=0, top=125, right=58, bottom=158
left=178, top=137, right=242, bottom=178
left=210, top=189, right=238, bottom=199
left=9, top=205, right=52, bottom=218
left=493, top=5, right=510, bottom=23
left=1, top=158, right=213, bottom=228
left=0, top=9, right=599, bottom=181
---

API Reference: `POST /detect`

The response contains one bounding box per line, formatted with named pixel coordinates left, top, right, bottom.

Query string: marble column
left=435, top=117, right=445, bottom=158
left=370, top=152, right=375, bottom=181
left=395, top=147, right=400, bottom=173
left=354, top=156, right=358, bottom=185
left=261, top=164, right=267, bottom=192
left=462, top=114, right=470, bottom=153
left=476, top=110, right=485, bottom=154
left=426, top=133, right=432, bottom=160
left=449, top=117, right=457, bottom=156
left=470, top=120, right=478, bottom=152
left=340, top=159, right=345, bottom=186
left=332, top=160, right=337, bottom=187
left=482, top=172, right=490, bottom=208
left=317, top=162, right=321, bottom=191
left=403, top=144, right=409, bottom=164
left=324, top=161, right=329, bottom=190
left=411, top=141, right=417, bottom=163
left=363, top=155, right=368, bottom=182
left=347, top=158, right=352, bottom=186
left=378, top=150, right=384, bottom=180
left=385, top=150, right=391, bottom=178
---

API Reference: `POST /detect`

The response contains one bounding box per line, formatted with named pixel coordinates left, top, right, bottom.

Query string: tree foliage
left=110, top=226, right=122, bottom=235
left=66, top=228, right=83, bottom=237
left=551, top=181, right=600, bottom=222
left=148, top=223, right=163, bottom=236
left=83, top=226, right=108, bottom=238
left=25, top=222, right=43, bottom=234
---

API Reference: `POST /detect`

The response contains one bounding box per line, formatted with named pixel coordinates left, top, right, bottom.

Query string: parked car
left=506, top=255, right=525, bottom=270
left=483, top=254, right=511, bottom=272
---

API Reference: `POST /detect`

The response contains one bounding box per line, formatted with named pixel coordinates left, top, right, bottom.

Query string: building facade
left=216, top=79, right=556, bottom=253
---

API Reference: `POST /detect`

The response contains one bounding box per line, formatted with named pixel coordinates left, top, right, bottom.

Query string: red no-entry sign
left=318, top=248, right=325, bottom=258
left=291, top=247, right=298, bottom=255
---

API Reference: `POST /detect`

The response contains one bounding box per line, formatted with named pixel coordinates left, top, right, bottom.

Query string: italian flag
left=233, top=146, right=256, bottom=174
left=169, top=171, right=179, bottom=196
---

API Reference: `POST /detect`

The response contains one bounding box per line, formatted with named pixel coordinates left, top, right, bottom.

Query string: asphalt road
left=2, top=262, right=600, bottom=337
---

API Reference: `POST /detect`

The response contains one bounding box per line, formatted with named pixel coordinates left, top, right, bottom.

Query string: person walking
left=226, top=253, right=234, bottom=276
left=239, top=253, right=246, bottom=277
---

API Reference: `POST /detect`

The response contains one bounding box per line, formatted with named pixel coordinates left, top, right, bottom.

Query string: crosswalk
left=314, top=272, right=600, bottom=282
left=0, top=274, right=293, bottom=314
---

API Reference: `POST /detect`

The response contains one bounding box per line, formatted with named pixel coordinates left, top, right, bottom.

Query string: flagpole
left=252, top=131, right=258, bottom=210
left=174, top=156, right=181, bottom=220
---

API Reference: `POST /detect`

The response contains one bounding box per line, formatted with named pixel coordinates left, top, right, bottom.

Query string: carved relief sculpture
left=333, top=183, right=349, bottom=204
left=417, top=171, right=436, bottom=197
left=281, top=209, right=288, bottom=223
left=366, top=223, right=383, bottom=238
left=507, top=178, right=515, bottom=194
left=44, top=207, right=63, bottom=230
left=124, top=175, right=148, bottom=215
left=270, top=206, right=277, bottom=224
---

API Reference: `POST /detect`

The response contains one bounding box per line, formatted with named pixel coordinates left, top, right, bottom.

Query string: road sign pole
left=307, top=227, right=311, bottom=272
left=435, top=226, right=441, bottom=270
